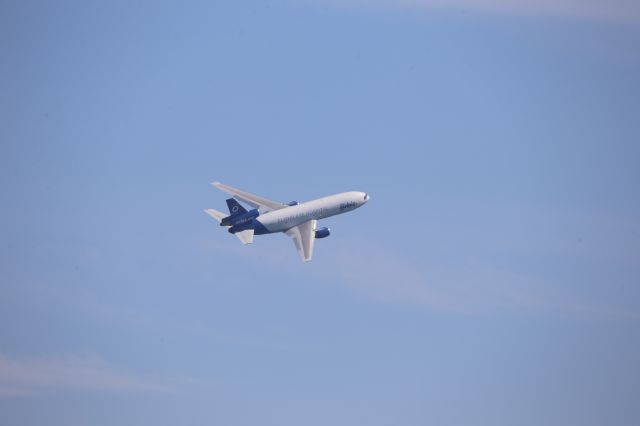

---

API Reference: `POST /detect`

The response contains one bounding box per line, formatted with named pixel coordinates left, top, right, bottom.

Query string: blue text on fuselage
left=339, top=201, right=357, bottom=211
left=276, top=207, right=330, bottom=225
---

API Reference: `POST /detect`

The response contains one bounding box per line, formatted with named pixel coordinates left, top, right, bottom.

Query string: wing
left=285, top=220, right=316, bottom=262
left=212, top=182, right=285, bottom=213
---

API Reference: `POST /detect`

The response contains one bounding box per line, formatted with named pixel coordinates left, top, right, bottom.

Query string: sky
left=1, top=0, right=640, bottom=425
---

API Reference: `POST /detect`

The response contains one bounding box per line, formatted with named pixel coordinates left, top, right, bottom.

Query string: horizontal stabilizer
left=234, top=229, right=254, bottom=245
left=204, top=208, right=226, bottom=223
left=206, top=209, right=254, bottom=244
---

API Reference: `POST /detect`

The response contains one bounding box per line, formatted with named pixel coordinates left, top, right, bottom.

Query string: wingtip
left=211, top=181, right=221, bottom=187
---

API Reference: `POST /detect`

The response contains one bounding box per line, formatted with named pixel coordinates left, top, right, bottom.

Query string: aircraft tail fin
left=226, top=198, right=248, bottom=216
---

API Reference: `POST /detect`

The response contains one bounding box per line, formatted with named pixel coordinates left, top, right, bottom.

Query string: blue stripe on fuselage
left=229, top=218, right=271, bottom=235
left=252, top=219, right=270, bottom=235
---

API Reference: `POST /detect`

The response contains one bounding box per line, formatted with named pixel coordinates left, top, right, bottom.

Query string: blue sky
left=1, top=1, right=639, bottom=425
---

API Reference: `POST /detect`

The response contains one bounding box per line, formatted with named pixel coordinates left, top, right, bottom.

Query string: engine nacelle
left=314, top=227, right=330, bottom=239
left=286, top=201, right=299, bottom=206
left=221, top=208, right=259, bottom=227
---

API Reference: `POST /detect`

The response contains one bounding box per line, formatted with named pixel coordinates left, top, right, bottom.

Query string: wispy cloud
left=201, top=202, right=640, bottom=319
left=0, top=354, right=169, bottom=397
left=331, top=240, right=640, bottom=319
left=316, top=0, right=640, bottom=22
left=334, top=246, right=537, bottom=313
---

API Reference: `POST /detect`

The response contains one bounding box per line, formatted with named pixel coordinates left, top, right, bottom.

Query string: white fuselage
left=258, top=191, right=369, bottom=233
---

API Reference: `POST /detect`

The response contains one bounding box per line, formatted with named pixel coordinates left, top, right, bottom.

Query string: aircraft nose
left=363, top=193, right=370, bottom=202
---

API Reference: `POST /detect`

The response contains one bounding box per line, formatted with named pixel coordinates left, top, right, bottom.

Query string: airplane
left=204, top=182, right=369, bottom=262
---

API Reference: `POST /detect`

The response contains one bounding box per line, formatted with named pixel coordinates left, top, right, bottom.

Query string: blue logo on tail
left=221, top=199, right=259, bottom=228
left=226, top=198, right=247, bottom=216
